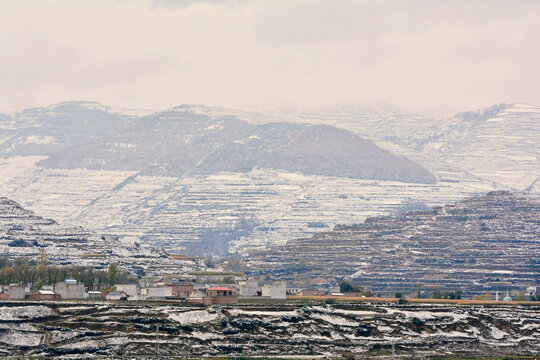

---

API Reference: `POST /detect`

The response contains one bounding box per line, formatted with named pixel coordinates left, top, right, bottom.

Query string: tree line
left=0, top=250, right=137, bottom=290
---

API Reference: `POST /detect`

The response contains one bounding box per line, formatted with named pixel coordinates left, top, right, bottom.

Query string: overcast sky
left=1, top=0, right=539, bottom=114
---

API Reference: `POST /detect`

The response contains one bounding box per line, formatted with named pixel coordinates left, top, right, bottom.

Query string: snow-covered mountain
left=266, top=102, right=539, bottom=192
left=0, top=102, right=435, bottom=183
left=0, top=101, right=537, bottom=255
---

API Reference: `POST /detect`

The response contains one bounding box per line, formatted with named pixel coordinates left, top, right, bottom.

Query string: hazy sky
left=1, top=0, right=539, bottom=113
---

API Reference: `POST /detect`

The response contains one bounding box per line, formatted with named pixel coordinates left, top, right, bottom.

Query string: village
left=0, top=277, right=288, bottom=304
left=1, top=275, right=538, bottom=304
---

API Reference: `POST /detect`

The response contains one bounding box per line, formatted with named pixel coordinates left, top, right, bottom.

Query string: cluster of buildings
left=0, top=279, right=86, bottom=300
left=0, top=278, right=288, bottom=304
left=109, top=279, right=287, bottom=304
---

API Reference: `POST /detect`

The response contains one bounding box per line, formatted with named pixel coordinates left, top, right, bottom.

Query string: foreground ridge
left=0, top=301, right=538, bottom=358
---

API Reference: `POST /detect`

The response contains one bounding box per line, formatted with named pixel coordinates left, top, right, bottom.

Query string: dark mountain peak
left=4, top=101, right=436, bottom=184
left=454, top=103, right=509, bottom=123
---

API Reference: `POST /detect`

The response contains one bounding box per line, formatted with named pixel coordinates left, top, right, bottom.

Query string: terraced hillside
left=1, top=101, right=537, bottom=255
left=0, top=197, right=212, bottom=277
left=245, top=191, right=540, bottom=296
left=0, top=302, right=538, bottom=358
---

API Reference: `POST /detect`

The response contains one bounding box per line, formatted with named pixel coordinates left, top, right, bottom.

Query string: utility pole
left=155, top=324, right=159, bottom=357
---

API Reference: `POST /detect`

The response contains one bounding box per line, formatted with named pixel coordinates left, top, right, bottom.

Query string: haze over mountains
left=0, top=102, right=434, bottom=183
left=0, top=101, right=538, bottom=255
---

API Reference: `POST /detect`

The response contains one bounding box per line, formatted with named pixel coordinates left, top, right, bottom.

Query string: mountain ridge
left=0, top=101, right=436, bottom=184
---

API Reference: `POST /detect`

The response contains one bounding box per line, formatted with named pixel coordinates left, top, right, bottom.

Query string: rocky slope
left=244, top=191, right=540, bottom=296
left=0, top=302, right=537, bottom=358
left=0, top=197, right=212, bottom=277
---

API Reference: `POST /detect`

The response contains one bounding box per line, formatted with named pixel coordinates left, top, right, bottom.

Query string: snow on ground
left=227, top=309, right=298, bottom=317
left=0, top=155, right=504, bottom=254
left=0, top=306, right=53, bottom=320
left=490, top=326, right=508, bottom=339
left=167, top=309, right=220, bottom=324
left=191, top=330, right=224, bottom=340
left=24, top=135, right=57, bottom=145
left=0, top=331, right=42, bottom=347
left=311, top=312, right=359, bottom=327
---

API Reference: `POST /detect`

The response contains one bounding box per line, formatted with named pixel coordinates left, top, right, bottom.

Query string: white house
left=55, top=280, right=85, bottom=300
left=106, top=291, right=128, bottom=301
left=115, top=284, right=140, bottom=298
left=238, top=279, right=258, bottom=297
left=287, top=287, right=304, bottom=295
left=9, top=284, right=27, bottom=300
left=270, top=281, right=287, bottom=299
left=261, top=284, right=272, bottom=297
left=142, top=286, right=172, bottom=299
left=88, top=291, right=104, bottom=299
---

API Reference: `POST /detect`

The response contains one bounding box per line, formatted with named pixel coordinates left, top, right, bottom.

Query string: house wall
left=297, top=290, right=327, bottom=297
left=106, top=293, right=127, bottom=301
left=28, top=292, right=56, bottom=301
left=55, top=282, right=85, bottom=299
left=9, top=285, right=26, bottom=300
left=270, top=281, right=287, bottom=299
left=287, top=288, right=303, bottom=294
left=239, top=279, right=258, bottom=296
left=116, top=284, right=140, bottom=297
left=261, top=285, right=272, bottom=297
left=203, top=295, right=238, bottom=305
left=146, top=286, right=172, bottom=298
left=170, top=284, right=194, bottom=298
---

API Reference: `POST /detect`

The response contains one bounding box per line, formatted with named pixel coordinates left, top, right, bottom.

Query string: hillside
left=0, top=102, right=435, bottom=183
left=0, top=197, right=211, bottom=277
left=273, top=102, right=540, bottom=192
left=0, top=101, right=537, bottom=255
left=244, top=191, right=540, bottom=296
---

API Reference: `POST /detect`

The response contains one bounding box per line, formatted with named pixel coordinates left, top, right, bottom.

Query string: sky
left=1, top=0, right=539, bottom=114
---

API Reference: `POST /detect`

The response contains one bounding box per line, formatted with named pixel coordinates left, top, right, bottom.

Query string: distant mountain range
left=0, top=101, right=538, bottom=255
left=268, top=102, right=539, bottom=191
left=0, top=102, right=435, bottom=183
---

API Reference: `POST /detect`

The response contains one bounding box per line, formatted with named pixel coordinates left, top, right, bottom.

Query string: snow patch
left=168, top=309, right=220, bottom=324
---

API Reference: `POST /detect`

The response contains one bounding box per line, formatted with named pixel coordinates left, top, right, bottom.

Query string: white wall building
left=9, top=284, right=26, bottom=300
left=287, top=287, right=304, bottom=295
left=143, top=286, right=172, bottom=299
left=115, top=284, right=140, bottom=298
left=270, top=281, right=287, bottom=299
left=55, top=281, right=85, bottom=299
left=261, top=284, right=272, bottom=297
left=239, top=279, right=258, bottom=297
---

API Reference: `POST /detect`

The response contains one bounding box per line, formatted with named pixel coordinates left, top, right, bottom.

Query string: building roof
left=207, top=287, right=233, bottom=291
left=107, top=291, right=127, bottom=296
left=36, top=290, right=55, bottom=295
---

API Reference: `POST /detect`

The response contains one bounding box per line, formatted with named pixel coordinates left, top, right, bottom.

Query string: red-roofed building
left=203, top=286, right=237, bottom=305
